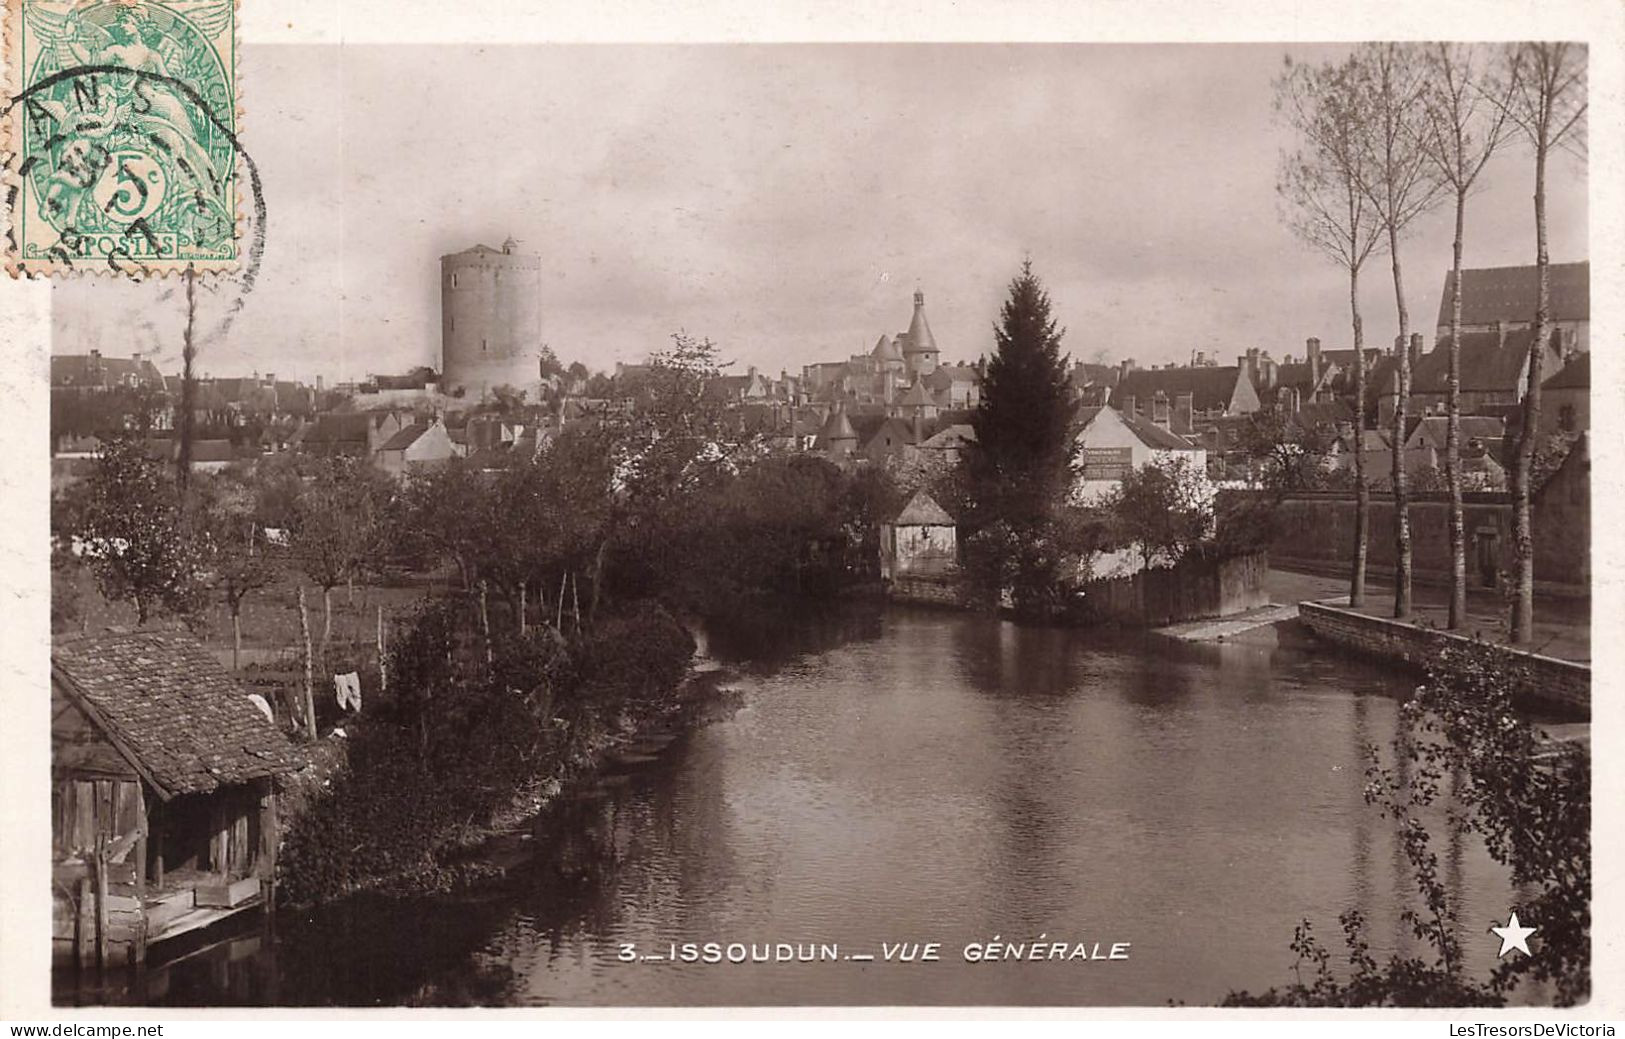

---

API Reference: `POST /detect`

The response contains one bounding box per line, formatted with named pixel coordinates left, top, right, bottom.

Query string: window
left=1559, top=404, right=1576, bottom=432
left=451, top=273, right=458, bottom=289
left=482, top=339, right=488, bottom=353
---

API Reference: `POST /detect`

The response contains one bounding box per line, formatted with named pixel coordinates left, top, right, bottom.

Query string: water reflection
left=68, top=602, right=1546, bottom=1006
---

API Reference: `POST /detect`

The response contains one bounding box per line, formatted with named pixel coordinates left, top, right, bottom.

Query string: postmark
left=3, top=0, right=239, bottom=276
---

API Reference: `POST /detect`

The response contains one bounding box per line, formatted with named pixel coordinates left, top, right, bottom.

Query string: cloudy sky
left=52, top=43, right=1589, bottom=383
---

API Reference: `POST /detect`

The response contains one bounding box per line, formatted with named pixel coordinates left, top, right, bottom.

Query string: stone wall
left=887, top=574, right=967, bottom=608
left=1235, top=490, right=1588, bottom=599
left=1298, top=601, right=1588, bottom=716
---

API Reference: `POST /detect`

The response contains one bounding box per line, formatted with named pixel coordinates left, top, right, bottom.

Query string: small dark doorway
left=1474, top=529, right=1499, bottom=588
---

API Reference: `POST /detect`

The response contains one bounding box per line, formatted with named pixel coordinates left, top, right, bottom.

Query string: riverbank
left=274, top=659, right=739, bottom=908
left=270, top=597, right=720, bottom=909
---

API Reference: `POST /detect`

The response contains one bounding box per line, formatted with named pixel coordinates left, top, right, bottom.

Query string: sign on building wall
left=1082, top=447, right=1133, bottom=480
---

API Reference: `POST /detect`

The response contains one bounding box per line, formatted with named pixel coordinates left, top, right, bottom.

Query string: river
left=67, top=600, right=1581, bottom=1006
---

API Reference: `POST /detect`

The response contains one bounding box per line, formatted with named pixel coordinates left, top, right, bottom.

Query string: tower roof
left=903, top=290, right=938, bottom=356
left=815, top=405, right=858, bottom=445
left=897, top=380, right=934, bottom=407
left=872, top=334, right=903, bottom=363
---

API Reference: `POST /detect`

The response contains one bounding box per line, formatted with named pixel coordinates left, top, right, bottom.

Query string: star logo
left=1490, top=912, right=1537, bottom=958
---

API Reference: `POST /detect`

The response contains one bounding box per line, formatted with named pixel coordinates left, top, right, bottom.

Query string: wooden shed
left=51, top=631, right=305, bottom=969
left=879, top=489, right=960, bottom=579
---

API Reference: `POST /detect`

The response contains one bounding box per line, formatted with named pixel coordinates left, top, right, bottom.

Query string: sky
left=51, top=43, right=1590, bottom=384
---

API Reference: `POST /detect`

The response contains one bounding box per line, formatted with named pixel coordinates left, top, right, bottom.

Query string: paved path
left=1265, top=567, right=1590, bottom=664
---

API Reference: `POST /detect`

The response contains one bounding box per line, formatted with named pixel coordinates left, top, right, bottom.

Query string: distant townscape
left=51, top=248, right=1590, bottom=502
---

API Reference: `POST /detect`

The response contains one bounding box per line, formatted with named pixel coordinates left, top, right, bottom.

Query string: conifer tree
left=968, top=260, right=1075, bottom=525
left=965, top=261, right=1078, bottom=614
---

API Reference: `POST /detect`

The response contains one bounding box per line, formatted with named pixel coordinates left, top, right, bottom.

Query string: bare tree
left=1416, top=43, right=1515, bottom=631
left=1490, top=43, right=1587, bottom=644
left=176, top=265, right=198, bottom=494
left=1274, top=55, right=1388, bottom=607
left=1349, top=42, right=1447, bottom=620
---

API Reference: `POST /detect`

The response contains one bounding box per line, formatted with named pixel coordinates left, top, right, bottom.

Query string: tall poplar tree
left=1350, top=42, right=1446, bottom=621
left=1417, top=43, right=1513, bottom=631
left=1492, top=43, right=1587, bottom=645
left=1275, top=55, right=1388, bottom=607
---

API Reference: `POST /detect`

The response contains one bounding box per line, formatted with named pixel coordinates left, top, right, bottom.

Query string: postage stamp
left=2, top=0, right=238, bottom=276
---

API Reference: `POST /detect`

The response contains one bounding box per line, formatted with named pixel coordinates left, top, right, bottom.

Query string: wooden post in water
left=556, top=572, right=567, bottom=630
left=571, top=573, right=581, bottom=631
left=298, top=586, right=317, bottom=739
left=93, top=832, right=108, bottom=972
left=76, top=878, right=91, bottom=969
left=259, top=777, right=279, bottom=914
left=133, top=786, right=148, bottom=965
left=519, top=584, right=528, bottom=636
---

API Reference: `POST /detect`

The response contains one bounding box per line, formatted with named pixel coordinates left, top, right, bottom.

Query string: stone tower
left=440, top=237, right=542, bottom=400
left=901, top=290, right=940, bottom=379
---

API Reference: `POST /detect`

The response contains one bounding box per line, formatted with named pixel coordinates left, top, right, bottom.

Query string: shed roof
left=892, top=489, right=955, bottom=526
left=52, top=631, right=304, bottom=799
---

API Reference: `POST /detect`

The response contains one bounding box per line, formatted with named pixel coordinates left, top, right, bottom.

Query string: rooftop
left=52, top=630, right=305, bottom=798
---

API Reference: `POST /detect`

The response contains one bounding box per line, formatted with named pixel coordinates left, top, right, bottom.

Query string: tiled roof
left=863, top=417, right=917, bottom=452
left=872, top=334, right=903, bottom=363
left=303, top=412, right=372, bottom=444
left=380, top=422, right=432, bottom=452
left=1077, top=404, right=1201, bottom=452
left=1112, top=366, right=1240, bottom=414
left=52, top=631, right=304, bottom=798
left=920, top=423, right=976, bottom=449
left=1542, top=352, right=1589, bottom=391
left=1405, top=415, right=1506, bottom=451
left=1413, top=328, right=1562, bottom=395
left=1120, top=410, right=1203, bottom=451
left=1289, top=400, right=1354, bottom=432
left=51, top=354, right=165, bottom=389
left=1435, top=262, right=1589, bottom=329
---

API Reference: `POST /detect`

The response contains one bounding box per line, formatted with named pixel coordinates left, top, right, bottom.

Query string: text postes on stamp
left=3, top=0, right=238, bottom=276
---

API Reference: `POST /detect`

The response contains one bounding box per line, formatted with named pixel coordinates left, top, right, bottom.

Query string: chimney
left=1121, top=394, right=1137, bottom=418
left=913, top=408, right=924, bottom=443
left=316, top=374, right=324, bottom=391
left=748, top=365, right=758, bottom=382
left=1195, top=350, right=1205, bottom=367
left=1307, top=337, right=1322, bottom=389
left=1246, top=347, right=1260, bottom=380
left=1409, top=332, right=1424, bottom=368
left=1119, top=358, right=1136, bottom=379
left=1175, top=392, right=1194, bottom=434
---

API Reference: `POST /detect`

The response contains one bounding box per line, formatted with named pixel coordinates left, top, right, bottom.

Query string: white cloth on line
left=333, top=671, right=362, bottom=711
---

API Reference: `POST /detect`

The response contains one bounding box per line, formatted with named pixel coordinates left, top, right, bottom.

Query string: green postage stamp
left=3, top=0, right=238, bottom=275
